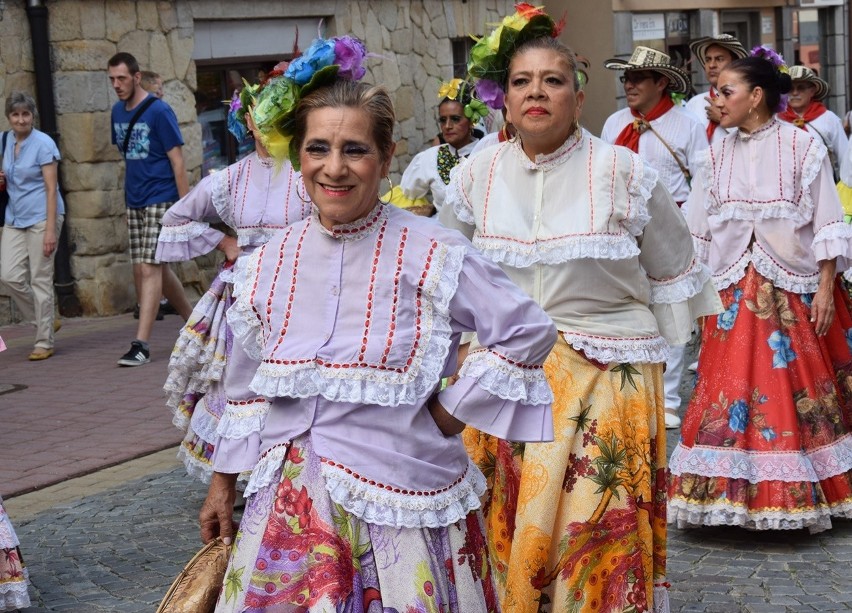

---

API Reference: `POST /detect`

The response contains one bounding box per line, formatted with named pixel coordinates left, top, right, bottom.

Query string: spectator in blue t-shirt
left=0, top=91, right=65, bottom=361
left=108, top=52, right=192, bottom=366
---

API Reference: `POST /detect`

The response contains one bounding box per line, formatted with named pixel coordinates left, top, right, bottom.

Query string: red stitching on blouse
left=270, top=223, right=308, bottom=352
left=382, top=227, right=407, bottom=365
left=467, top=348, right=544, bottom=370
left=359, top=221, right=388, bottom=361
left=226, top=397, right=268, bottom=407
left=321, top=457, right=468, bottom=496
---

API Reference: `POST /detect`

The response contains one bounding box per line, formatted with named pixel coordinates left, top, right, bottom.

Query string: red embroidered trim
left=382, top=228, right=407, bottom=365
left=321, top=457, right=468, bottom=496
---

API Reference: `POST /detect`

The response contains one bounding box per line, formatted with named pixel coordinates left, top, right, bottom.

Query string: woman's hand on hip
left=428, top=396, right=466, bottom=436
left=200, top=472, right=238, bottom=545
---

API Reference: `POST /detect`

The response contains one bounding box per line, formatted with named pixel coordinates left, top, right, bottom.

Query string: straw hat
left=604, top=46, right=691, bottom=95
left=788, top=65, right=830, bottom=100
left=688, top=34, right=748, bottom=68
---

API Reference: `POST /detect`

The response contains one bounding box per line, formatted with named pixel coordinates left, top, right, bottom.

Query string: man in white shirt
left=601, top=46, right=709, bottom=429
left=685, top=34, right=748, bottom=145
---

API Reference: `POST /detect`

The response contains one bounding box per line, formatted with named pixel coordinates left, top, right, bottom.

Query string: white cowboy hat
left=688, top=34, right=748, bottom=68
left=603, top=46, right=691, bottom=95
left=788, top=65, right=830, bottom=101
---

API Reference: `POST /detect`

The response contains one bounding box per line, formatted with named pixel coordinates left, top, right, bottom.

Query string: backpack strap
left=122, top=96, right=157, bottom=155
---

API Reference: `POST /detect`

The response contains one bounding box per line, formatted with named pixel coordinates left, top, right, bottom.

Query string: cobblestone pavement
left=5, top=338, right=852, bottom=612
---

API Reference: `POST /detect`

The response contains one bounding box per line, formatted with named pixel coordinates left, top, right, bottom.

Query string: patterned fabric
left=669, top=264, right=852, bottom=532
left=215, top=432, right=499, bottom=613
left=437, top=144, right=460, bottom=185
left=126, top=200, right=172, bottom=264
left=463, top=337, right=669, bottom=613
left=0, top=497, right=30, bottom=611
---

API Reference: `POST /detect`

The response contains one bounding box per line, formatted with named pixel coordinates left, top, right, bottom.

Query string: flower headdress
left=250, top=36, right=369, bottom=169
left=749, top=45, right=790, bottom=113
left=466, top=3, right=564, bottom=110
left=437, top=77, right=489, bottom=123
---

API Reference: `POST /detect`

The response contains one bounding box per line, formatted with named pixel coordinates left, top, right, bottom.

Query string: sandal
left=28, top=347, right=54, bottom=361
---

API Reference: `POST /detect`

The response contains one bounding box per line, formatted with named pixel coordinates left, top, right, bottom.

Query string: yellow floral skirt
left=463, top=336, right=669, bottom=612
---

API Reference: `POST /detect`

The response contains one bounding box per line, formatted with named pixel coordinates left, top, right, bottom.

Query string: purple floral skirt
left=215, top=433, right=500, bottom=612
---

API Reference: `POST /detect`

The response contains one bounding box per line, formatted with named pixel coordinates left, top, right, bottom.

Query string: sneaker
left=117, top=341, right=150, bottom=366
left=133, top=304, right=164, bottom=321
left=687, top=360, right=698, bottom=372
left=664, top=410, right=682, bottom=429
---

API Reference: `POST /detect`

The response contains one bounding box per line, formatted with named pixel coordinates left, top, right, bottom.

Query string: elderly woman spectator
left=669, top=49, right=852, bottom=533
left=199, top=36, right=556, bottom=612
left=439, top=6, right=719, bottom=612
left=156, top=73, right=310, bottom=482
left=0, top=91, right=64, bottom=361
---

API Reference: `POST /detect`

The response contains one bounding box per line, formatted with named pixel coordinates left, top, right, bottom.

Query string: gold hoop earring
left=296, top=178, right=312, bottom=205
left=378, top=176, right=394, bottom=205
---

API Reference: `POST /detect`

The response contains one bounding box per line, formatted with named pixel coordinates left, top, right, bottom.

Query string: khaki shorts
left=126, top=202, right=172, bottom=264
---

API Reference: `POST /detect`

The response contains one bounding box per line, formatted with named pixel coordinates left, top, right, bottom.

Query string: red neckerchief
left=778, top=100, right=827, bottom=129
left=614, top=95, right=675, bottom=153
left=706, top=89, right=719, bottom=141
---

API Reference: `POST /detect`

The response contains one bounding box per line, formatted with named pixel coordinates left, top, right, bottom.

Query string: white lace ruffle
left=0, top=570, right=30, bottom=610
left=459, top=349, right=553, bottom=405
left=244, top=444, right=290, bottom=497
left=712, top=250, right=751, bottom=291
left=321, top=459, right=486, bottom=529
left=668, top=497, right=852, bottom=534
left=236, top=226, right=280, bottom=249
left=800, top=136, right=828, bottom=209
left=210, top=169, right=235, bottom=228
left=649, top=258, right=713, bottom=304
left=227, top=248, right=265, bottom=361
left=751, top=245, right=820, bottom=294
left=247, top=244, right=466, bottom=407
left=216, top=398, right=271, bottom=440
left=669, top=435, right=852, bottom=483
left=621, top=157, right=657, bottom=237
left=812, top=221, right=852, bottom=270
left=691, top=233, right=710, bottom=263
left=653, top=584, right=670, bottom=613
left=178, top=440, right=213, bottom=484
left=446, top=160, right=476, bottom=225
left=561, top=331, right=670, bottom=364
left=189, top=396, right=222, bottom=442
left=158, top=220, right=211, bottom=243
left=472, top=233, right=639, bottom=269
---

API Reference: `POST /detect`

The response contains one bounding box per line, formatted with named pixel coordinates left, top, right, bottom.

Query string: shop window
left=194, top=62, right=278, bottom=175
left=451, top=38, right=475, bottom=78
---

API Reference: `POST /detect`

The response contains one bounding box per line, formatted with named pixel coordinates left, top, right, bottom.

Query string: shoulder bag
left=122, top=96, right=157, bottom=156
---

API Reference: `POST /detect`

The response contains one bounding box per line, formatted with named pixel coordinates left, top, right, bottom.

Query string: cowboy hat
left=788, top=65, right=830, bottom=100
left=604, top=46, right=691, bottom=95
left=688, top=34, right=748, bottom=68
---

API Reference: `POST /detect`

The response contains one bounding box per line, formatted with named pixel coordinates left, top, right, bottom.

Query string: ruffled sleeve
left=810, top=154, right=852, bottom=270
left=438, top=157, right=477, bottom=240
left=438, top=248, right=557, bottom=442
left=639, top=180, right=722, bottom=344
left=398, top=148, right=436, bottom=205
left=156, top=171, right=227, bottom=261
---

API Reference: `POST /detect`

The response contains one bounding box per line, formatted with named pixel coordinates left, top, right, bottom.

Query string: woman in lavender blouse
left=200, top=37, right=556, bottom=613
left=156, top=75, right=310, bottom=483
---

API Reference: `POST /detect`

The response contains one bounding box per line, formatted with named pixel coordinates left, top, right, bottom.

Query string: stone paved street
left=3, top=329, right=851, bottom=612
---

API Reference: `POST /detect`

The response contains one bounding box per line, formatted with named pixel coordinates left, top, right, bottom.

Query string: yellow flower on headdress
left=438, top=78, right=464, bottom=100
left=503, top=14, right=528, bottom=31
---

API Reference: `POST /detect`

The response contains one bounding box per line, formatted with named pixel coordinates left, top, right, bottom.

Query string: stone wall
left=0, top=0, right=513, bottom=324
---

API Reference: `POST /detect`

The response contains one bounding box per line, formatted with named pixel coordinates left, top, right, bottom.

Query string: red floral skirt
left=668, top=264, right=852, bottom=532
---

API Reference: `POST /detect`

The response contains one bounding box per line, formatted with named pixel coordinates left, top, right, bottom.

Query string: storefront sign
left=798, top=0, right=843, bottom=6
left=633, top=13, right=665, bottom=41
left=761, top=16, right=774, bottom=35
left=667, top=13, right=689, bottom=38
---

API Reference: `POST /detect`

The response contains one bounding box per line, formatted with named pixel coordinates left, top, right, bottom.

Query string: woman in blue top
left=0, top=91, right=65, bottom=360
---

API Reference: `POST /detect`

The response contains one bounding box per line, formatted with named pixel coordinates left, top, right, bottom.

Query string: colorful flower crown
left=248, top=36, right=369, bottom=169
left=466, top=3, right=564, bottom=110
left=437, top=78, right=489, bottom=123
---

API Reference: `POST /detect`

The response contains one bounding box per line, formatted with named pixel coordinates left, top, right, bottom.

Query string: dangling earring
left=378, top=176, right=394, bottom=205
left=296, top=178, right=312, bottom=205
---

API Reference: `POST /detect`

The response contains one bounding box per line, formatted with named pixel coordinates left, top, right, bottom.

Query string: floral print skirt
left=0, top=496, right=30, bottom=611
left=463, top=336, right=669, bottom=613
left=215, top=432, right=499, bottom=612
left=668, top=264, right=852, bottom=532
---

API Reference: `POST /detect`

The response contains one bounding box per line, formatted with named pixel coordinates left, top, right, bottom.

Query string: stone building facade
left=0, top=0, right=514, bottom=324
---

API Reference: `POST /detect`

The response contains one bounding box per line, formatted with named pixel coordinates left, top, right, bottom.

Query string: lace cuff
left=216, top=398, right=271, bottom=440
left=561, top=331, right=670, bottom=364
left=472, top=233, right=639, bottom=269
left=321, top=458, right=486, bottom=529
left=156, top=221, right=224, bottom=261
left=458, top=348, right=552, bottom=405
left=812, top=220, right=852, bottom=271
left=445, top=160, right=475, bottom=225
left=648, top=258, right=713, bottom=304
left=711, top=250, right=751, bottom=291
left=669, top=435, right=852, bottom=483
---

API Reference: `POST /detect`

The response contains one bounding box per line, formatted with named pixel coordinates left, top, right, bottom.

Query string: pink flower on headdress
left=228, top=89, right=241, bottom=114
left=475, top=79, right=505, bottom=110
left=334, top=36, right=367, bottom=81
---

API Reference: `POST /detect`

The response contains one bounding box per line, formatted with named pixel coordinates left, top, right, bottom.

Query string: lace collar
left=256, top=154, right=275, bottom=169
left=737, top=118, right=778, bottom=142
left=314, top=203, right=387, bottom=242
left=509, top=128, right=584, bottom=172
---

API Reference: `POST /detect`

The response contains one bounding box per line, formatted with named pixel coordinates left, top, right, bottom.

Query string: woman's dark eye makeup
left=304, top=141, right=371, bottom=157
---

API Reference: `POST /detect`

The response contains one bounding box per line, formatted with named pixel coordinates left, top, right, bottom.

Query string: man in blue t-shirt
left=108, top=52, right=192, bottom=366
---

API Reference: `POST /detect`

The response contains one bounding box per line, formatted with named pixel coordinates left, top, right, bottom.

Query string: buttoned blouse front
left=217, top=204, right=557, bottom=529
left=685, top=119, right=852, bottom=293
left=156, top=152, right=310, bottom=261
left=441, top=130, right=720, bottom=364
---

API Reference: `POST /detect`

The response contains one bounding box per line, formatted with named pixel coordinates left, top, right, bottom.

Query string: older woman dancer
left=157, top=73, right=310, bottom=481
left=200, top=36, right=556, bottom=612
left=669, top=48, right=852, bottom=533
left=440, top=6, right=720, bottom=612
